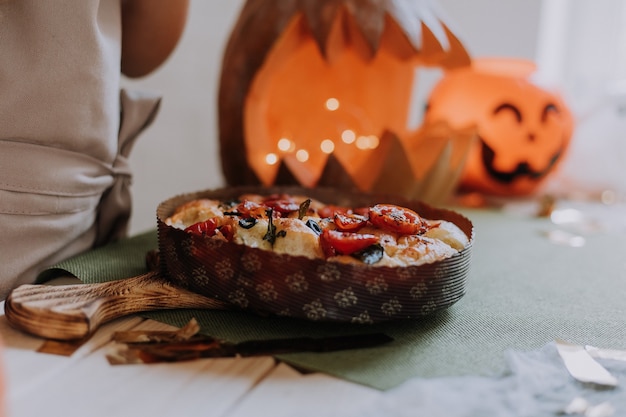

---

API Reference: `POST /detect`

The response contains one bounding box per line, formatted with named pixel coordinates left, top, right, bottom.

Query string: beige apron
left=0, top=1, right=161, bottom=299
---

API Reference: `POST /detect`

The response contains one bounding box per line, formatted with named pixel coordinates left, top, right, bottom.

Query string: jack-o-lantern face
left=424, top=58, right=574, bottom=196
left=218, top=0, right=470, bottom=194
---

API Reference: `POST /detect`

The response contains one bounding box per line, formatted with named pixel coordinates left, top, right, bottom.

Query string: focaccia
left=165, top=193, right=469, bottom=267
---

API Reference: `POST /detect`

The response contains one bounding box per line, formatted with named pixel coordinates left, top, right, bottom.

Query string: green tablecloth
left=39, top=206, right=626, bottom=390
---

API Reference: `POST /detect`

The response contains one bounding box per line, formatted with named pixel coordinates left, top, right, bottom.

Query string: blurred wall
left=122, top=0, right=543, bottom=235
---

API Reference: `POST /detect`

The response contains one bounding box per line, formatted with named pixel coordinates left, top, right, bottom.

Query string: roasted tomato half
left=232, top=200, right=269, bottom=219
left=368, top=204, right=427, bottom=235
left=317, top=205, right=350, bottom=219
left=262, top=194, right=301, bottom=215
left=185, top=218, right=234, bottom=241
left=334, top=212, right=368, bottom=232
left=320, top=229, right=379, bottom=257
left=185, top=218, right=219, bottom=236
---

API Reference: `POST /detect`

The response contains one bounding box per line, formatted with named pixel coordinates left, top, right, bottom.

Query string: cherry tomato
left=368, top=204, right=426, bottom=235
left=320, top=229, right=379, bottom=256
left=234, top=200, right=268, bottom=219
left=263, top=197, right=300, bottom=215
left=318, top=205, right=350, bottom=219
left=185, top=218, right=219, bottom=236
left=217, top=224, right=234, bottom=241
left=334, top=212, right=368, bottom=232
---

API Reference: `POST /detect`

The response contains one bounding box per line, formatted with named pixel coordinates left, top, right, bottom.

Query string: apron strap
left=95, top=89, right=161, bottom=246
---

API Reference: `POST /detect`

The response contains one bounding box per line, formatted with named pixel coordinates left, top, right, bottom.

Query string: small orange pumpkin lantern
left=218, top=0, right=470, bottom=194
left=424, top=58, right=575, bottom=196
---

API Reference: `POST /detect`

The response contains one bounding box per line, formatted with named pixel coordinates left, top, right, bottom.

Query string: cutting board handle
left=4, top=272, right=227, bottom=341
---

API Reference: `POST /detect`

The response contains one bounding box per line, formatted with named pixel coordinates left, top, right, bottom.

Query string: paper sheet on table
left=556, top=339, right=618, bottom=386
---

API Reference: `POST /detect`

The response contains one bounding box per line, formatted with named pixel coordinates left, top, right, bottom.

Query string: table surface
left=2, top=198, right=626, bottom=417
left=1, top=304, right=383, bottom=417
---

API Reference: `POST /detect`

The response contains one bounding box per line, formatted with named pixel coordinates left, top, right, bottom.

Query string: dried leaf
left=107, top=323, right=394, bottom=365
left=112, top=318, right=200, bottom=344
left=38, top=338, right=88, bottom=356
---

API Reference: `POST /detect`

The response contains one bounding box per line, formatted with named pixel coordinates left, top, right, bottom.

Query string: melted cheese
left=274, top=218, right=324, bottom=259
left=423, top=220, right=470, bottom=250
left=166, top=199, right=225, bottom=229
left=231, top=218, right=273, bottom=250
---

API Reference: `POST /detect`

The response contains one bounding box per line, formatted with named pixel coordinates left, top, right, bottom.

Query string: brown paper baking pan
left=157, top=186, right=474, bottom=323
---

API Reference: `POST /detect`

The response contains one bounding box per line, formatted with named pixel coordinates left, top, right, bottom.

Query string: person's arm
left=120, top=0, right=189, bottom=78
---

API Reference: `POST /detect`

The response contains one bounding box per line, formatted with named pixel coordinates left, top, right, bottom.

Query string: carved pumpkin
left=218, top=0, right=470, bottom=195
left=424, top=58, right=574, bottom=196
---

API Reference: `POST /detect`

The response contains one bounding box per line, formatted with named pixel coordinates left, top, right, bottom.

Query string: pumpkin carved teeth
left=219, top=0, right=471, bottom=195
left=480, top=137, right=564, bottom=184
left=296, top=0, right=469, bottom=60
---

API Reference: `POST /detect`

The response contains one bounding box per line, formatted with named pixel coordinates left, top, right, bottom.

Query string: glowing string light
left=356, top=136, right=369, bottom=150
left=265, top=153, right=278, bottom=165
left=341, top=130, right=356, bottom=144
left=367, top=135, right=380, bottom=149
left=277, top=138, right=294, bottom=152
left=320, top=139, right=335, bottom=154
left=295, top=149, right=309, bottom=162
left=325, top=98, right=340, bottom=111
